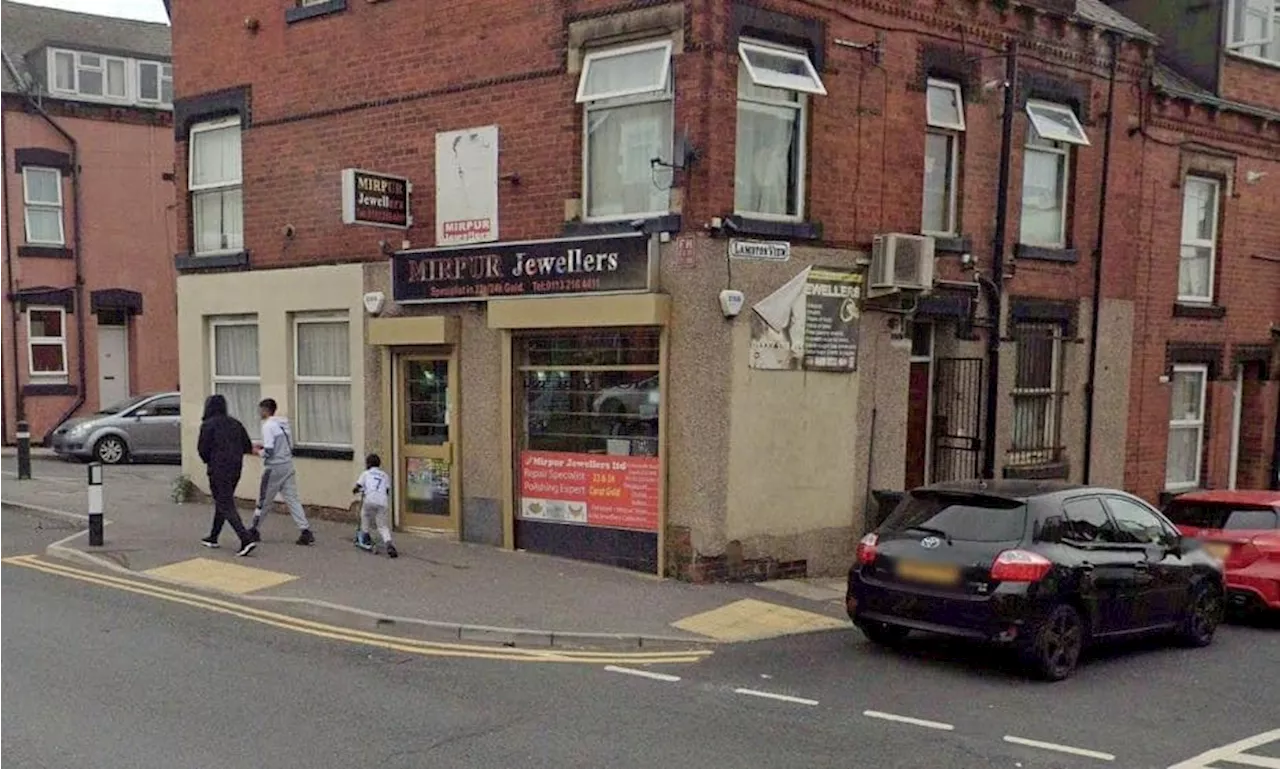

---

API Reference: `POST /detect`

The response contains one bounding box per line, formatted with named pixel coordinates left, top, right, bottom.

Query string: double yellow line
left=2, top=554, right=713, bottom=665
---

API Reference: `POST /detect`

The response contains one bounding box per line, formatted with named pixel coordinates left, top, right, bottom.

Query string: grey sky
left=11, top=0, right=169, bottom=24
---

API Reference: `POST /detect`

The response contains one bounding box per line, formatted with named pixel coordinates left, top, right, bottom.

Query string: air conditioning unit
left=868, top=233, right=936, bottom=297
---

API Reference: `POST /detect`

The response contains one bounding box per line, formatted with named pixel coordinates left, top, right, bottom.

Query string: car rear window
left=881, top=492, right=1028, bottom=542
left=1163, top=502, right=1279, bottom=531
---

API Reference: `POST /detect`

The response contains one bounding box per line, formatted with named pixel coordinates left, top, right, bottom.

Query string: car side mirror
left=134, top=410, right=150, bottom=419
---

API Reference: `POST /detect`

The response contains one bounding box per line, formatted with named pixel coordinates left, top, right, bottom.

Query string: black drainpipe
left=2, top=121, right=22, bottom=432
left=1082, top=33, right=1121, bottom=484
left=982, top=39, right=1018, bottom=481
left=3, top=56, right=87, bottom=442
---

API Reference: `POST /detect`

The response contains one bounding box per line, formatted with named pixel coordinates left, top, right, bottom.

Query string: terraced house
left=2, top=1, right=178, bottom=446
left=165, top=0, right=1277, bottom=581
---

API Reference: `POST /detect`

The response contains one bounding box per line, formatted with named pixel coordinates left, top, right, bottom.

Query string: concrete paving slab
left=671, top=598, right=848, bottom=642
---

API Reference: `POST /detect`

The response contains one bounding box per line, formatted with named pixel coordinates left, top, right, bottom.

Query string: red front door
left=905, top=361, right=931, bottom=489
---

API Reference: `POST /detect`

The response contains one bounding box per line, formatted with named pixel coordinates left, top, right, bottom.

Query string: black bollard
left=87, top=462, right=104, bottom=546
left=16, top=420, right=32, bottom=480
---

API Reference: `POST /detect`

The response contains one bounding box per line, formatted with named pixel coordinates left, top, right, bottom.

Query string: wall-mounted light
left=1245, top=170, right=1268, bottom=184
left=244, top=16, right=260, bottom=32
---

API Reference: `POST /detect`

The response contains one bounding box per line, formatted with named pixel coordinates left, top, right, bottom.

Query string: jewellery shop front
left=364, top=232, right=671, bottom=574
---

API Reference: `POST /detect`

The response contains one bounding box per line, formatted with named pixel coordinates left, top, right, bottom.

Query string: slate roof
left=1074, top=0, right=1159, bottom=42
left=1, top=0, right=170, bottom=94
left=1153, top=63, right=1280, bottom=121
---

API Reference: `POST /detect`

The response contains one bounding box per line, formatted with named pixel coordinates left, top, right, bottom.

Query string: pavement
left=5, top=506, right=1278, bottom=769
left=1, top=456, right=851, bottom=650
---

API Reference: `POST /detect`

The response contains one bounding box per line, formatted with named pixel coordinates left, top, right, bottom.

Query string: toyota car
left=846, top=480, right=1225, bottom=681
left=1162, top=489, right=1280, bottom=615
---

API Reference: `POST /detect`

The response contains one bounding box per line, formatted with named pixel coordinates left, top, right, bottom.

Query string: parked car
left=846, top=480, right=1225, bottom=681
left=49, top=392, right=182, bottom=465
left=1162, top=490, right=1280, bottom=615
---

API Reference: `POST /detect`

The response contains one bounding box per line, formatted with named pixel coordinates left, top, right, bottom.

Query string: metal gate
left=931, top=357, right=985, bottom=483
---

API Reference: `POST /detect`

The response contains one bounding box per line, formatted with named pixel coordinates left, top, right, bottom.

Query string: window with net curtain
left=1178, top=176, right=1219, bottom=303
left=295, top=318, right=352, bottom=447
left=1019, top=101, right=1090, bottom=248
left=576, top=40, right=674, bottom=220
left=22, top=167, right=64, bottom=245
left=1165, top=365, right=1207, bottom=490
left=213, top=322, right=260, bottom=426
left=189, top=119, right=243, bottom=255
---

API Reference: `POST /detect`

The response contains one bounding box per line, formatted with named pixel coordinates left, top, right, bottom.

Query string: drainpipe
left=1082, top=33, right=1120, bottom=484
left=2, top=119, right=23, bottom=430
left=982, top=39, right=1018, bottom=481
left=3, top=53, right=87, bottom=442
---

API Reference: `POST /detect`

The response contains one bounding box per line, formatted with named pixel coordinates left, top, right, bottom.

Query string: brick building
left=165, top=0, right=1270, bottom=581
left=1109, top=0, right=1280, bottom=500
left=2, top=1, right=179, bottom=449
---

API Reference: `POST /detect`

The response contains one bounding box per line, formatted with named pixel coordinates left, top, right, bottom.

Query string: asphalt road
left=3, top=507, right=1278, bottom=769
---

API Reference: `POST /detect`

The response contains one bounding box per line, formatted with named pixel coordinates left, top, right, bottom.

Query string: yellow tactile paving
left=143, top=557, right=298, bottom=595
left=671, top=598, right=847, bottom=642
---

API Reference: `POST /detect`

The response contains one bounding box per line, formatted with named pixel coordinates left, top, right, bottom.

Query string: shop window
left=293, top=316, right=352, bottom=448
left=1019, top=100, right=1088, bottom=249
left=189, top=117, right=244, bottom=256
left=211, top=318, right=260, bottom=424
left=735, top=38, right=825, bottom=221
left=22, top=167, right=64, bottom=245
left=1166, top=364, right=1208, bottom=491
left=1009, top=322, right=1064, bottom=466
left=923, top=79, right=965, bottom=236
left=517, top=329, right=660, bottom=457
left=575, top=39, right=674, bottom=221
left=1178, top=176, right=1220, bottom=304
left=27, top=306, right=68, bottom=381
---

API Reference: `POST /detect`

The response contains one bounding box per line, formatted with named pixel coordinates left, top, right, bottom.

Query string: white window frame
left=210, top=317, right=261, bottom=423
left=293, top=314, right=353, bottom=449
left=50, top=49, right=76, bottom=94
left=137, top=60, right=173, bottom=105
left=923, top=79, right=965, bottom=236
left=188, top=116, right=244, bottom=256
left=1165, top=364, right=1209, bottom=492
left=737, top=39, right=827, bottom=96
left=22, top=166, right=65, bottom=246
left=734, top=38, right=815, bottom=223
left=576, top=38, right=675, bottom=224
left=26, top=306, right=69, bottom=379
left=1226, top=0, right=1280, bottom=64
left=1177, top=176, right=1220, bottom=305
left=1019, top=104, right=1076, bottom=249
left=1009, top=323, right=1064, bottom=466
left=1025, top=100, right=1091, bottom=146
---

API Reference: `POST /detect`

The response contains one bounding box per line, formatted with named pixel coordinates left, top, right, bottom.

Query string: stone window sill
left=174, top=250, right=250, bottom=272
left=18, top=245, right=73, bottom=259
left=1015, top=244, right=1079, bottom=263
left=726, top=215, right=822, bottom=241
left=1172, top=303, right=1226, bottom=320
left=294, top=446, right=355, bottom=461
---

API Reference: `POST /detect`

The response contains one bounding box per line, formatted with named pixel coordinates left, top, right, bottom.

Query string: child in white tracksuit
left=353, top=453, right=397, bottom=558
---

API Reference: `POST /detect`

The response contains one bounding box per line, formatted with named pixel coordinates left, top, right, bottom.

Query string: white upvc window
left=1178, top=176, right=1220, bottom=304
left=923, top=79, right=965, bottom=235
left=58, top=51, right=127, bottom=99
left=138, top=61, right=174, bottom=104
left=211, top=317, right=261, bottom=425
left=1019, top=101, right=1088, bottom=248
left=293, top=315, right=352, bottom=448
left=27, top=306, right=68, bottom=380
left=1009, top=322, right=1064, bottom=466
left=189, top=117, right=244, bottom=256
left=1227, top=0, right=1280, bottom=64
left=735, top=39, right=824, bottom=221
left=1166, top=364, right=1208, bottom=491
left=576, top=39, right=675, bottom=222
left=22, top=167, right=65, bottom=245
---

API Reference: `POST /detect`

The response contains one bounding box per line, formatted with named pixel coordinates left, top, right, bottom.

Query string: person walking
left=248, top=398, right=315, bottom=546
left=196, top=394, right=258, bottom=556
left=352, top=453, right=397, bottom=558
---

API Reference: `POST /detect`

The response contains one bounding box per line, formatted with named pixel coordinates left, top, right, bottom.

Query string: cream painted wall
left=177, top=264, right=366, bottom=508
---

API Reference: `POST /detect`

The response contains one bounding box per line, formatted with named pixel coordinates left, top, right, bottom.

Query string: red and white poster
left=518, top=451, right=660, bottom=533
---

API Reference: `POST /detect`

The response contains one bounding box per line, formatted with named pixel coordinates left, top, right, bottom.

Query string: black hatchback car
left=846, top=480, right=1226, bottom=680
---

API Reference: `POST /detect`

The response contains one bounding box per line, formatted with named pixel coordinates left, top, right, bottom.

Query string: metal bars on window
left=1009, top=323, right=1065, bottom=467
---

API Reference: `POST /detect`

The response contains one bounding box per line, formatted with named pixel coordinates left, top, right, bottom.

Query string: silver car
left=49, top=392, right=182, bottom=465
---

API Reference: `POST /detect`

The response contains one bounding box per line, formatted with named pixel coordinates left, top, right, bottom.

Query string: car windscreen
left=1164, top=502, right=1279, bottom=531
left=881, top=492, right=1028, bottom=542
left=96, top=393, right=153, bottom=415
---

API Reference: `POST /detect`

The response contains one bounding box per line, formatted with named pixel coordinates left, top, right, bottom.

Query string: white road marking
left=862, top=710, right=955, bottom=731
left=1002, top=735, right=1116, bottom=761
left=733, top=688, right=819, bottom=706
left=603, top=665, right=682, bottom=683
left=1167, top=729, right=1280, bottom=769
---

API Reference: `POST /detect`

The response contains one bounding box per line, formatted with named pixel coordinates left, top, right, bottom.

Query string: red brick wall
left=1219, top=54, right=1280, bottom=109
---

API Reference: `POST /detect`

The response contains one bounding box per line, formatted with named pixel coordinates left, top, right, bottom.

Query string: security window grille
left=1009, top=323, right=1064, bottom=466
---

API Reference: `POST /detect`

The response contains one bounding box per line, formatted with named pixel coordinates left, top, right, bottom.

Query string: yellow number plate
left=1203, top=542, right=1230, bottom=562
left=895, top=560, right=961, bottom=586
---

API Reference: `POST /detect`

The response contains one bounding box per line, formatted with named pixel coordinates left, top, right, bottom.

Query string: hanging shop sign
left=435, top=125, right=499, bottom=246
left=341, top=168, right=412, bottom=229
left=392, top=232, right=653, bottom=304
left=749, top=265, right=863, bottom=372
left=729, top=238, right=791, bottom=262
left=518, top=450, right=660, bottom=532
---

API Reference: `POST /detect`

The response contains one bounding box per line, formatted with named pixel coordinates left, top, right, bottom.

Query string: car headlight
left=69, top=423, right=93, bottom=436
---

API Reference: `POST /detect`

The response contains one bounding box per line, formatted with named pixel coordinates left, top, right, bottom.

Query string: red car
left=1163, top=490, right=1280, bottom=614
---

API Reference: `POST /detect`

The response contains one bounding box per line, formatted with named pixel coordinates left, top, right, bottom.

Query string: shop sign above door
left=392, top=232, right=653, bottom=304
left=341, top=168, right=412, bottom=229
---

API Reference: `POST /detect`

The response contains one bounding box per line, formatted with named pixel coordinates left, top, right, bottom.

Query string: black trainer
left=200, top=537, right=220, bottom=549
left=386, top=544, right=398, bottom=559
left=236, top=540, right=258, bottom=557
left=296, top=529, right=315, bottom=546
left=247, top=527, right=261, bottom=543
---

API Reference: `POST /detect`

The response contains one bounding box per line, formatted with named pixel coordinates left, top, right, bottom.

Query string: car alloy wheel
left=95, top=436, right=127, bottom=465
left=1029, top=604, right=1083, bottom=682
left=1179, top=583, right=1222, bottom=648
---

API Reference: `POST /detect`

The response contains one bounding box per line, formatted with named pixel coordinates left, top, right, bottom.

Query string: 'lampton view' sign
left=341, top=168, right=412, bottom=229
left=392, top=232, right=652, bottom=304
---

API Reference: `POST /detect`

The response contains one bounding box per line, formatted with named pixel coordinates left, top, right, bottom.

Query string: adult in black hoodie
left=197, top=394, right=257, bottom=555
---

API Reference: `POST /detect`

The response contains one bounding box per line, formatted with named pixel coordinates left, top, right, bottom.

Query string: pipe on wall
left=1, top=114, right=22, bottom=432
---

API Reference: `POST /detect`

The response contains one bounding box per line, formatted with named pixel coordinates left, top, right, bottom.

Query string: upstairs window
left=1019, top=101, right=1089, bottom=249
left=1227, top=0, right=1280, bottom=64
left=1178, top=176, right=1220, bottom=304
left=576, top=39, right=675, bottom=221
left=138, top=61, right=174, bottom=104
left=22, top=167, right=65, bottom=245
left=735, top=39, right=825, bottom=221
left=922, top=79, right=965, bottom=235
left=47, top=48, right=172, bottom=107
left=188, top=118, right=244, bottom=256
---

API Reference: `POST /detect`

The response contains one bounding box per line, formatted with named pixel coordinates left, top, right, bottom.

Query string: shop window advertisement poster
left=749, top=265, right=863, bottom=373
left=435, top=125, right=499, bottom=246
left=518, top=451, right=660, bottom=532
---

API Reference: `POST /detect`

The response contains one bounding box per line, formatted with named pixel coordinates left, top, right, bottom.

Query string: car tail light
left=856, top=533, right=879, bottom=565
left=990, top=549, right=1053, bottom=583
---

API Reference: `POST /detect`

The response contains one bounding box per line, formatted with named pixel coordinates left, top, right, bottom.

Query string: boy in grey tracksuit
left=249, top=398, right=315, bottom=546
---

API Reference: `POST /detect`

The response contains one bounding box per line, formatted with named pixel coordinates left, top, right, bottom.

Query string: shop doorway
left=394, top=354, right=458, bottom=532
